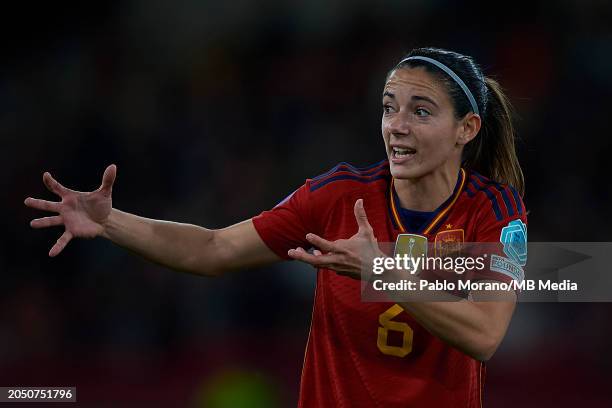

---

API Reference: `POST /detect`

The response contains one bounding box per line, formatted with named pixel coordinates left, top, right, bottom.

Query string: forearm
left=399, top=299, right=513, bottom=361
left=101, top=208, right=222, bottom=276
left=381, top=269, right=514, bottom=361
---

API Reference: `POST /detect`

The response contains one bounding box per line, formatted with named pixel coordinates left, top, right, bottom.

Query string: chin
left=389, top=162, right=426, bottom=180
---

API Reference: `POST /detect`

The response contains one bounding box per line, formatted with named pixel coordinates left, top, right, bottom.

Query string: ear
left=456, top=113, right=481, bottom=146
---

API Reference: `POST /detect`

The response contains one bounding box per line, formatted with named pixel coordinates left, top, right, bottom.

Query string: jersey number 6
left=377, top=304, right=413, bottom=357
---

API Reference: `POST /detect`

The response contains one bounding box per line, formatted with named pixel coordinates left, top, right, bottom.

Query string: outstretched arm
left=102, top=211, right=278, bottom=276
left=25, top=165, right=279, bottom=276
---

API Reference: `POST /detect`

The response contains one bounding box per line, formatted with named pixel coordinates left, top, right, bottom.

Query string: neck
left=394, top=164, right=461, bottom=212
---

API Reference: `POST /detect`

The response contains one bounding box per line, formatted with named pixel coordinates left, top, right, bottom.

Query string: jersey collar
left=389, top=168, right=467, bottom=235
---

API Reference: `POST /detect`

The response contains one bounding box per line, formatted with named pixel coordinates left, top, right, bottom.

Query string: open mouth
left=391, top=146, right=416, bottom=159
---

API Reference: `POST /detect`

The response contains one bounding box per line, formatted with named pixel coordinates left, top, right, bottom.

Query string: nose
left=385, top=111, right=411, bottom=137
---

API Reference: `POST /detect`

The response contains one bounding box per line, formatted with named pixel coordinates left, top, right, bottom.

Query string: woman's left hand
left=288, top=199, right=383, bottom=279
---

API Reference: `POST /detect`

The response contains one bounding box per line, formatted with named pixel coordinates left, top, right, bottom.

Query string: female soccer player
left=25, top=47, right=526, bottom=407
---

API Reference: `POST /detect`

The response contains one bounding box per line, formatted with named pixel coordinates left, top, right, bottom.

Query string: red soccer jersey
left=252, top=160, right=527, bottom=408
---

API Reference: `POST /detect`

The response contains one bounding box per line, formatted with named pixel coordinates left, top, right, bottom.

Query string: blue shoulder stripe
left=468, top=177, right=504, bottom=221
left=471, top=173, right=518, bottom=219
left=310, top=173, right=388, bottom=192
left=309, top=160, right=388, bottom=190
left=468, top=177, right=503, bottom=221
left=311, top=160, right=387, bottom=182
left=508, top=185, right=523, bottom=215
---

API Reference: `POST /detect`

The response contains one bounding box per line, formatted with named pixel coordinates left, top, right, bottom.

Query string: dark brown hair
left=392, top=47, right=525, bottom=196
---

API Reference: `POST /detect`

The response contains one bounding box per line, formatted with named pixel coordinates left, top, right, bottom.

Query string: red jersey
left=252, top=160, right=527, bottom=408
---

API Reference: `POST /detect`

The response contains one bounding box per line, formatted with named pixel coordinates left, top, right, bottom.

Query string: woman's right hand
left=24, top=164, right=117, bottom=257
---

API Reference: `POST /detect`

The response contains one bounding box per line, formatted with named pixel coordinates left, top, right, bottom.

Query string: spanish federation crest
left=434, top=229, right=464, bottom=257
left=500, top=219, right=527, bottom=266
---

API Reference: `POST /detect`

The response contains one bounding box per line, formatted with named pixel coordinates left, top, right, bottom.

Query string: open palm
left=24, top=165, right=117, bottom=257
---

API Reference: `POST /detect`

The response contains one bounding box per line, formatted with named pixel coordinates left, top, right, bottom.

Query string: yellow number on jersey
left=377, top=304, right=413, bottom=357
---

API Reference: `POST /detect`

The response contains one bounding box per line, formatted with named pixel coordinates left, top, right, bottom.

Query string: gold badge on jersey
left=434, top=229, right=464, bottom=257
left=394, top=234, right=428, bottom=275
left=395, top=234, right=428, bottom=257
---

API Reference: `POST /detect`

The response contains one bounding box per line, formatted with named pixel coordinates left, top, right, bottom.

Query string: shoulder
left=463, top=170, right=525, bottom=223
left=306, top=159, right=390, bottom=195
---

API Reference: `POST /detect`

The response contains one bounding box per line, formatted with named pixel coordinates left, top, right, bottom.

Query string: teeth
left=393, top=147, right=415, bottom=157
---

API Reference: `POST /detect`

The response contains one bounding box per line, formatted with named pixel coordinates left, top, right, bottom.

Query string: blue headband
left=398, top=56, right=480, bottom=116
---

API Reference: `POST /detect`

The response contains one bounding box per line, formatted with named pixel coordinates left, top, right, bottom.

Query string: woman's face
left=382, top=67, right=467, bottom=180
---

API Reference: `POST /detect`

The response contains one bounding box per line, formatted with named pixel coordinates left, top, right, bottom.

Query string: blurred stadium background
left=3, top=0, right=612, bottom=406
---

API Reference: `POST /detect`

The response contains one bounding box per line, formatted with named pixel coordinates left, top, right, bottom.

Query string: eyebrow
left=382, top=91, right=439, bottom=109
left=412, top=95, right=439, bottom=108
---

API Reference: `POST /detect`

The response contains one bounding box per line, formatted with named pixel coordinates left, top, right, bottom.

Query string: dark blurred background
left=3, top=0, right=612, bottom=406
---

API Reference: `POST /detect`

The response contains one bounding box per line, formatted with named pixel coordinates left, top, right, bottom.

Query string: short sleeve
left=252, top=181, right=318, bottom=260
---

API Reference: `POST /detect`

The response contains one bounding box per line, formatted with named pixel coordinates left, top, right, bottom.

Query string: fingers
left=43, top=172, right=69, bottom=196
left=288, top=247, right=337, bottom=267
left=49, top=231, right=73, bottom=257
left=305, top=233, right=336, bottom=252
left=353, top=199, right=374, bottom=234
left=99, top=164, right=117, bottom=197
left=24, top=197, right=61, bottom=213
left=30, top=215, right=63, bottom=229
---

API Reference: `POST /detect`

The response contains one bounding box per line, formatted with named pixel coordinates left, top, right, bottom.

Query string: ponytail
left=462, top=78, right=525, bottom=196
